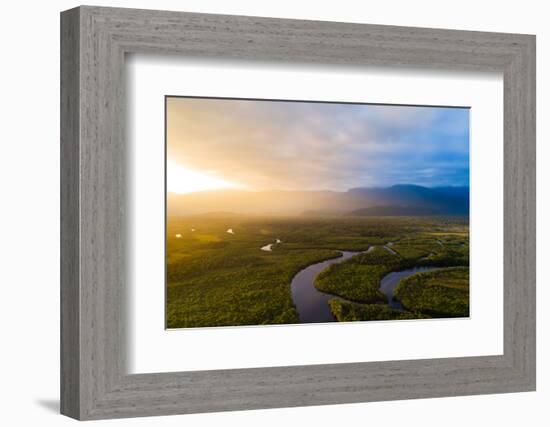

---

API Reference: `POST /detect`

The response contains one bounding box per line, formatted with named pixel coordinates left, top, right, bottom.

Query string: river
left=290, top=248, right=441, bottom=322
left=290, top=251, right=365, bottom=323
left=379, top=266, right=440, bottom=309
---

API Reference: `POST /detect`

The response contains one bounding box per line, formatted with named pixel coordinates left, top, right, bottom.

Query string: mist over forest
left=167, top=184, right=469, bottom=217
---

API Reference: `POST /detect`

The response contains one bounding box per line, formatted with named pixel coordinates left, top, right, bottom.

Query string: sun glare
left=167, top=161, right=241, bottom=194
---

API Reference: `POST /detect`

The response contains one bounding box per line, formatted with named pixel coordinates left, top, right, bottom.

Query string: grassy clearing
left=394, top=267, right=469, bottom=317
left=391, top=244, right=430, bottom=259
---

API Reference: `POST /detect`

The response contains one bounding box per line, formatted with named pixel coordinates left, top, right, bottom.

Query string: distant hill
left=347, top=185, right=469, bottom=215
left=167, top=184, right=469, bottom=216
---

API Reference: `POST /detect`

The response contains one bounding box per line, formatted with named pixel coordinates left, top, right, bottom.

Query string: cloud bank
left=167, top=97, right=469, bottom=191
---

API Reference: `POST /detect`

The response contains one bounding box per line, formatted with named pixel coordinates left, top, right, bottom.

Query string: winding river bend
left=290, top=248, right=441, bottom=322
left=290, top=251, right=365, bottom=323
left=379, top=267, right=440, bottom=309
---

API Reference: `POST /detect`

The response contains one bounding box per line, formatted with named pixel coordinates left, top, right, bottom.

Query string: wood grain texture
left=60, top=7, right=80, bottom=419
left=60, top=5, right=536, bottom=420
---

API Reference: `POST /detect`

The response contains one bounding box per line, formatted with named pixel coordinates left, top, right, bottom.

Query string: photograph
left=165, top=97, right=470, bottom=329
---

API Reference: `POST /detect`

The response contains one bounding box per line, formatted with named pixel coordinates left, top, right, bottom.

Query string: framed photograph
left=61, top=6, right=535, bottom=420
left=164, top=96, right=471, bottom=329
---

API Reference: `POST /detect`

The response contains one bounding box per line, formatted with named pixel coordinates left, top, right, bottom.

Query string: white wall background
left=0, top=0, right=546, bottom=425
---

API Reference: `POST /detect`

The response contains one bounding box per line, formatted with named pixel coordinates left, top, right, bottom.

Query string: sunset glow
left=167, top=161, right=241, bottom=194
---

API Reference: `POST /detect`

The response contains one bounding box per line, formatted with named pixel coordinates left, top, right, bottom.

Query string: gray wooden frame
left=60, top=5, right=536, bottom=420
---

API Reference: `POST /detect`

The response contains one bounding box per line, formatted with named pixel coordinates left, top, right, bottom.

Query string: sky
left=166, top=97, right=469, bottom=194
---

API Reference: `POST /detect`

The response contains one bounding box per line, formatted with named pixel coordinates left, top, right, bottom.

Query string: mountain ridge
left=167, top=184, right=469, bottom=216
